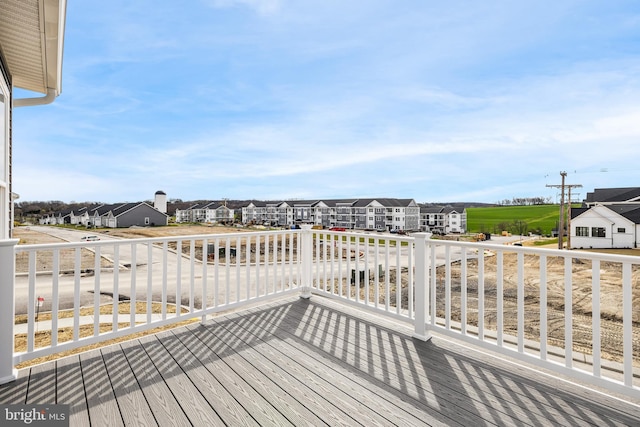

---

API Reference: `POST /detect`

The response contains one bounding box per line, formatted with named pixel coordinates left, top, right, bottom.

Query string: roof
left=0, top=0, right=67, bottom=96
left=573, top=204, right=640, bottom=224
left=585, top=187, right=640, bottom=204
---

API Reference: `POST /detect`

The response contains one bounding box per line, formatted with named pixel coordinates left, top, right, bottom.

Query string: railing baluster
left=189, top=239, right=195, bottom=313
left=225, top=237, right=231, bottom=303
left=281, top=233, right=286, bottom=293
left=539, top=254, right=547, bottom=360
left=94, top=245, right=101, bottom=337
left=246, top=235, right=251, bottom=300
left=461, top=247, right=468, bottom=336
left=73, top=247, right=81, bottom=342
left=236, top=236, right=241, bottom=303
left=130, top=242, right=137, bottom=328
left=112, top=245, right=119, bottom=331
left=273, top=233, right=278, bottom=295
left=27, top=251, right=36, bottom=352
left=162, top=241, right=168, bottom=321
left=496, top=250, right=503, bottom=346
left=338, top=235, right=344, bottom=298
left=591, top=259, right=600, bottom=377
left=257, top=235, right=262, bottom=297
left=202, top=238, right=208, bottom=316
left=374, top=238, right=379, bottom=309
left=214, top=237, right=219, bottom=307
left=395, top=238, right=401, bottom=315
left=445, top=245, right=451, bottom=330
left=355, top=236, right=360, bottom=304
left=147, top=243, right=153, bottom=324
left=478, top=247, right=484, bottom=341
left=52, top=249, right=60, bottom=347
left=429, top=243, right=436, bottom=327
left=622, top=262, right=632, bottom=387
left=346, top=235, right=352, bottom=301
left=315, top=232, right=320, bottom=290
left=176, top=240, right=182, bottom=316
left=564, top=255, right=573, bottom=368
left=408, top=240, right=413, bottom=319
left=517, top=251, right=524, bottom=353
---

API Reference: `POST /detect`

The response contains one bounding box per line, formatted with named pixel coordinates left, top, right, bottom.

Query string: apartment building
left=241, top=198, right=420, bottom=231
left=419, top=205, right=467, bottom=234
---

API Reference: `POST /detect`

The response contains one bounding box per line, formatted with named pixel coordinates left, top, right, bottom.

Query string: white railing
left=416, top=236, right=639, bottom=400
left=4, top=229, right=303, bottom=372
left=310, top=232, right=639, bottom=400
left=1, top=228, right=638, bottom=400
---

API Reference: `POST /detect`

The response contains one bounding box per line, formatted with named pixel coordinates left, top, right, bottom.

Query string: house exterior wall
left=115, top=204, right=168, bottom=228
left=570, top=206, right=635, bottom=249
left=0, top=54, right=10, bottom=239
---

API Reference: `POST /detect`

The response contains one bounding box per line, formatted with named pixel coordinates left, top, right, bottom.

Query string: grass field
left=466, top=204, right=579, bottom=235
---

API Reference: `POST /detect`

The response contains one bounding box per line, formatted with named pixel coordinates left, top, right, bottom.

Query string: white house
left=570, top=204, right=640, bottom=249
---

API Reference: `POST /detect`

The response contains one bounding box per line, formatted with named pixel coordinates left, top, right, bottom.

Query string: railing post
left=300, top=224, right=313, bottom=299
left=413, top=233, right=432, bottom=341
left=0, top=239, right=19, bottom=384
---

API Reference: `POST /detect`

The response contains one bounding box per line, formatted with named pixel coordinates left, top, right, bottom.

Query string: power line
left=546, top=171, right=581, bottom=249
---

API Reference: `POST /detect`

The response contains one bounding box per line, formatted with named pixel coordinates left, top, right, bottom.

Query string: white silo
left=154, top=190, right=167, bottom=213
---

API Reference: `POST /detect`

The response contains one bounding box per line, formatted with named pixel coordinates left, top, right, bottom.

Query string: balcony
left=1, top=227, right=639, bottom=424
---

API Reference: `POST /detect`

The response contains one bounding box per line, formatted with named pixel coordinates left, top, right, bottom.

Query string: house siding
left=116, top=204, right=168, bottom=227
left=571, top=205, right=636, bottom=249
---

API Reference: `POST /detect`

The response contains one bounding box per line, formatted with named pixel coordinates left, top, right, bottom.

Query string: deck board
left=101, top=345, right=157, bottom=426
left=80, top=349, right=124, bottom=426
left=118, top=339, right=191, bottom=427
left=2, top=295, right=639, bottom=426
left=56, top=355, right=90, bottom=426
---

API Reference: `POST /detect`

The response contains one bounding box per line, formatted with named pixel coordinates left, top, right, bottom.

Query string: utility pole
left=547, top=172, right=581, bottom=249
left=566, top=187, right=581, bottom=249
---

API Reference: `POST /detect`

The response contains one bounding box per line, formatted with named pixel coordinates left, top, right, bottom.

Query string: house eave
left=0, top=0, right=67, bottom=97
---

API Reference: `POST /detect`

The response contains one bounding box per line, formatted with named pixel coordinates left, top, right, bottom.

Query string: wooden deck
left=1, top=296, right=639, bottom=426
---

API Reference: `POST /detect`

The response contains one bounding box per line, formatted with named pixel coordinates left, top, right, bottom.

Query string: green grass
left=467, top=205, right=579, bottom=236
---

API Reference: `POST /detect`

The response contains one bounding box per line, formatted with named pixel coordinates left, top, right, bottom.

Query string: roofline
left=8, top=0, right=67, bottom=101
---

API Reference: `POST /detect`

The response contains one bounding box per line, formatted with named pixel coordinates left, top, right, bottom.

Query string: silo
left=154, top=190, right=167, bottom=213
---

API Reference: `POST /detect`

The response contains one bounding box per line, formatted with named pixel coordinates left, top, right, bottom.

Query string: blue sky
left=12, top=0, right=640, bottom=204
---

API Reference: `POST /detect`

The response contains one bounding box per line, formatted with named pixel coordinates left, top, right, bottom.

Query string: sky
left=11, top=0, right=640, bottom=204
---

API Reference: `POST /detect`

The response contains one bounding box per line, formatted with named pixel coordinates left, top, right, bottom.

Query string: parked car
left=329, top=227, right=346, bottom=231
left=81, top=235, right=100, bottom=241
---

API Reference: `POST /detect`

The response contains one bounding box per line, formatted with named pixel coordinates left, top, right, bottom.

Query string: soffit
left=0, top=0, right=66, bottom=95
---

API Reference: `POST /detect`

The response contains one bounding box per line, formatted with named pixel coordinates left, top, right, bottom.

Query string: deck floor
left=2, top=296, right=639, bottom=426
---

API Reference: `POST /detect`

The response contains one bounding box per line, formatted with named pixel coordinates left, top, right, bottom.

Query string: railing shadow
left=2, top=296, right=639, bottom=425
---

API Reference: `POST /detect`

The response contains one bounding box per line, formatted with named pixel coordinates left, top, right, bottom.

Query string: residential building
left=571, top=204, right=640, bottom=249
left=241, top=198, right=420, bottom=231
left=419, top=205, right=467, bottom=234
left=87, top=202, right=168, bottom=228
left=569, top=187, right=640, bottom=249
left=175, top=200, right=235, bottom=224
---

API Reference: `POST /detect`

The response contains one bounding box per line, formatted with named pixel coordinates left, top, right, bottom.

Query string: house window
left=145, top=217, right=150, bottom=225
left=591, top=227, right=606, bottom=238
left=617, top=227, right=626, bottom=233
left=576, top=227, right=589, bottom=237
